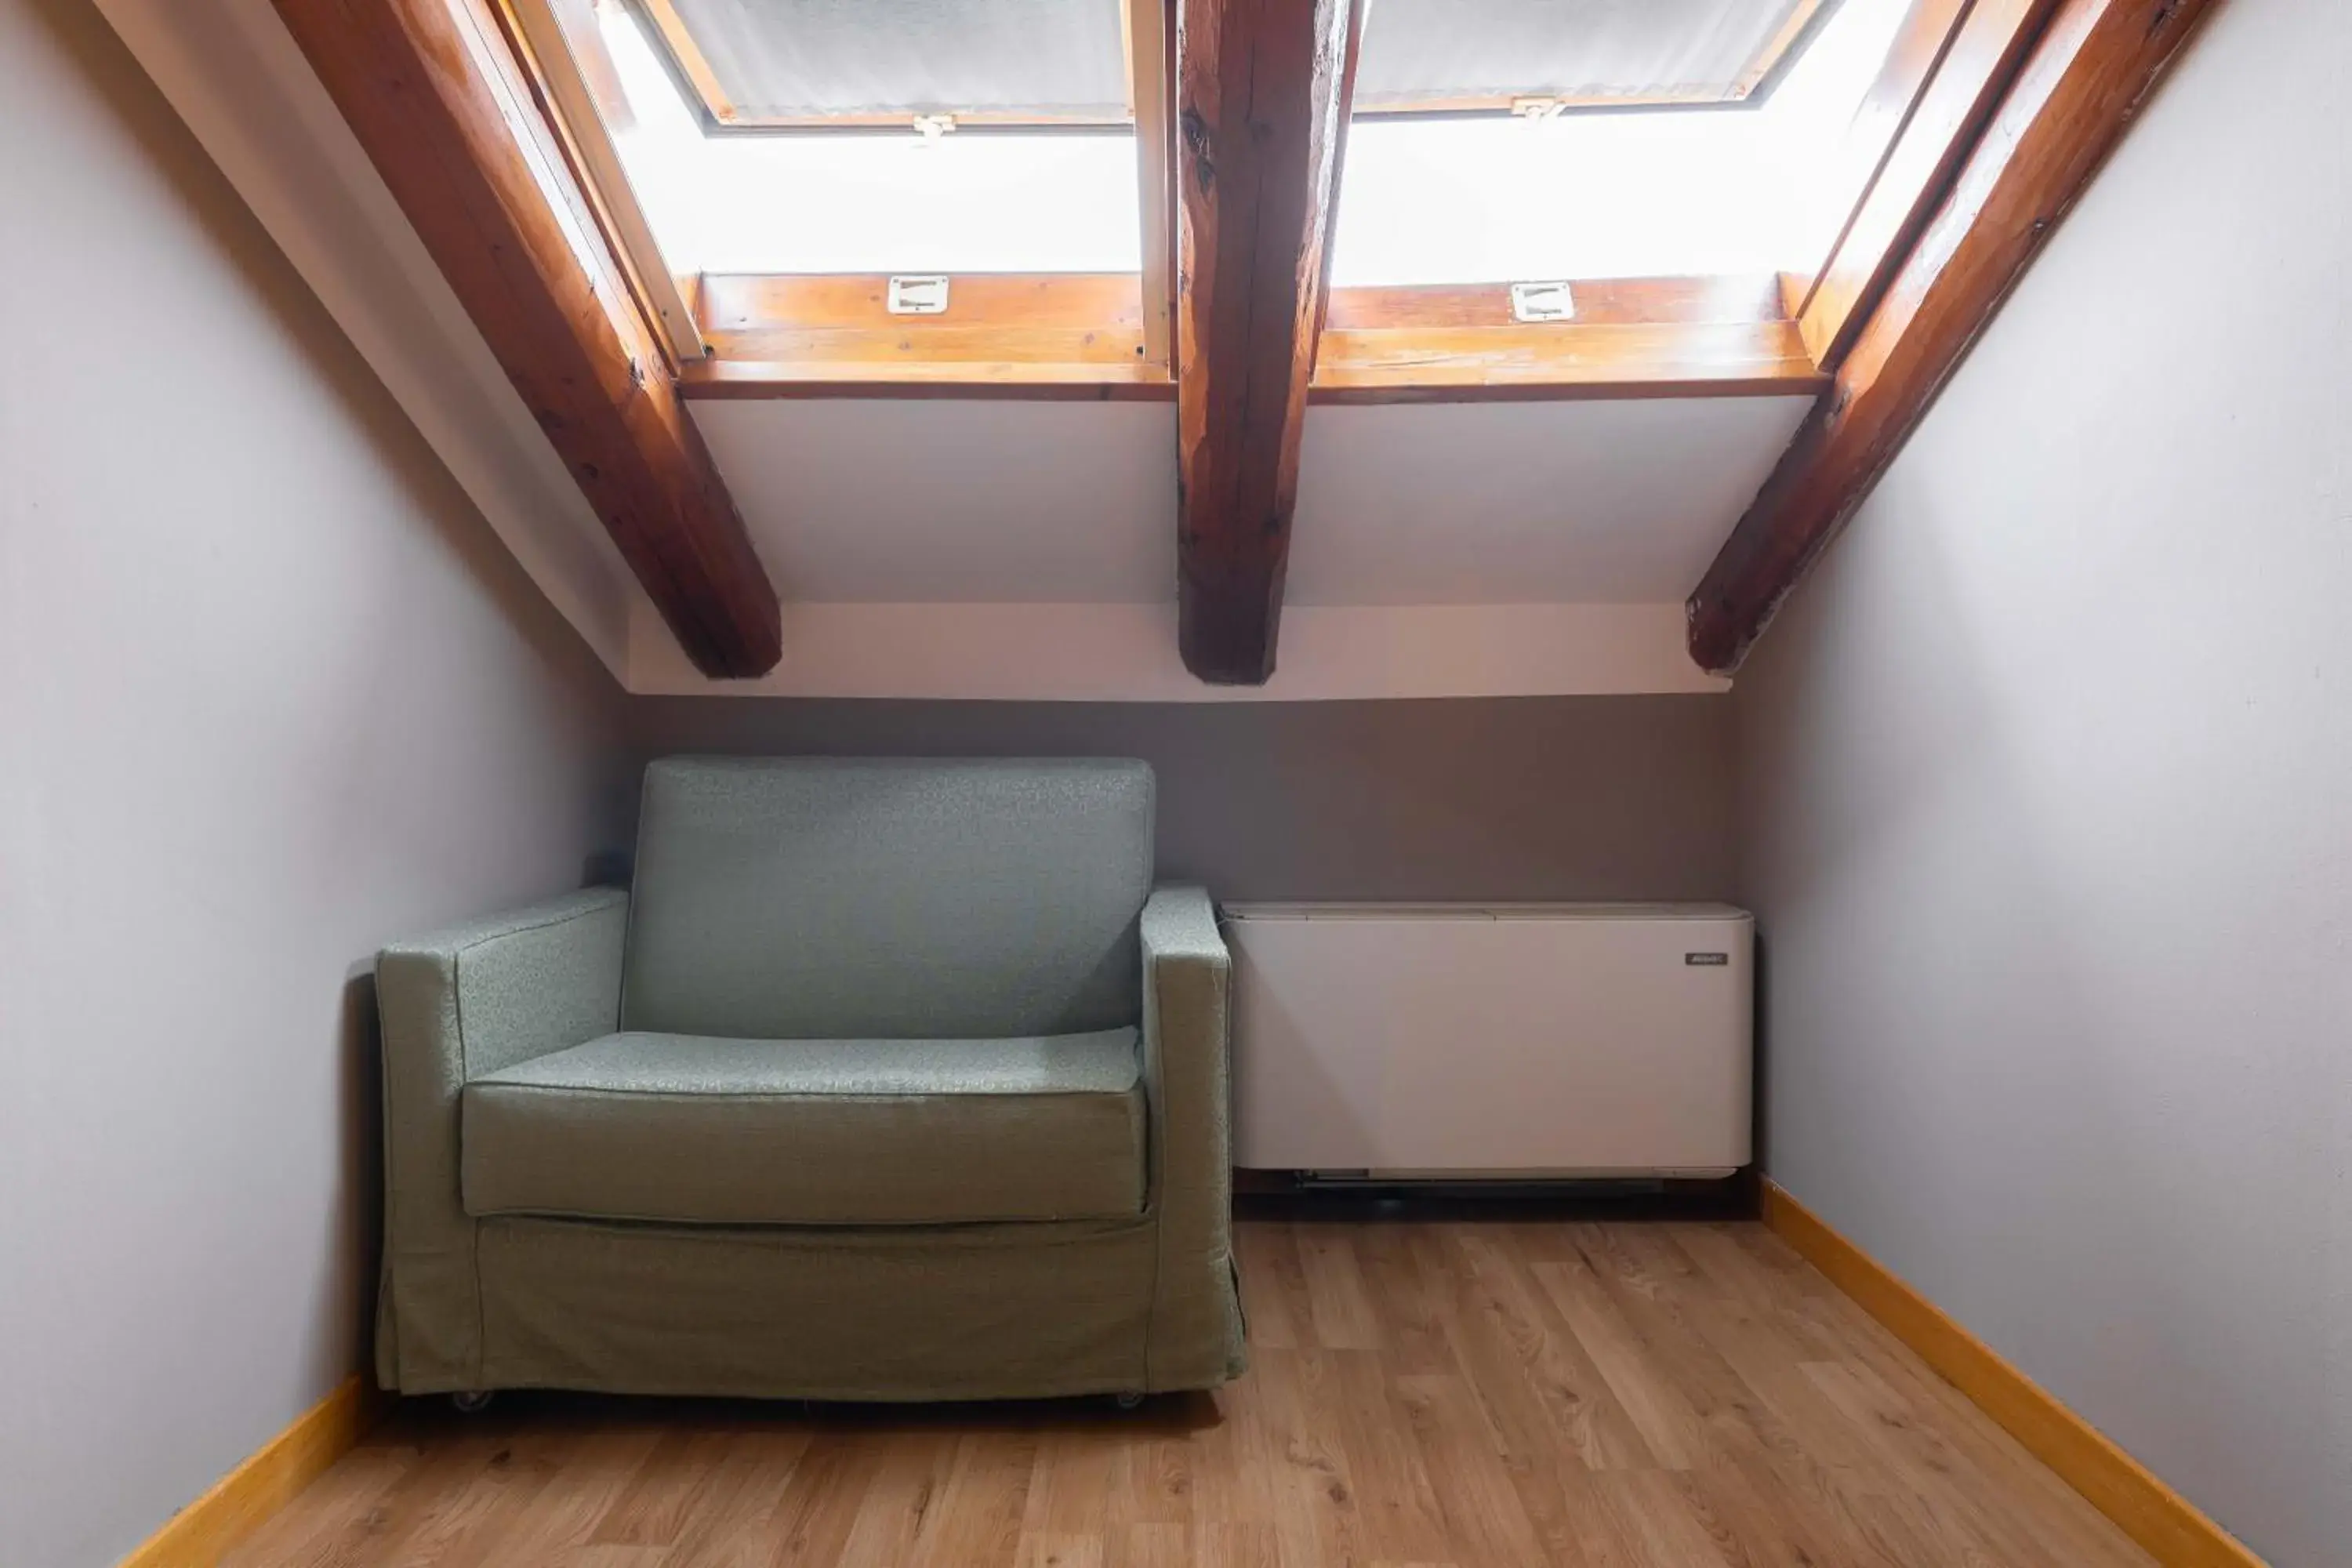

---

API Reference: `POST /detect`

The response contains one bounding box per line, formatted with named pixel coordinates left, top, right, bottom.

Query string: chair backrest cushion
left=621, top=757, right=1154, bottom=1039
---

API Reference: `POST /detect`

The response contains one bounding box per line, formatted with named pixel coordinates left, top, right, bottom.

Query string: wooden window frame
left=502, top=0, right=706, bottom=363
left=647, top=0, right=2034, bottom=404
left=673, top=270, right=1829, bottom=403
left=681, top=272, right=1172, bottom=401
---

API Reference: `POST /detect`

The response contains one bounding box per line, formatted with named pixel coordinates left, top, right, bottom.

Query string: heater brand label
left=1685, top=952, right=1730, bottom=966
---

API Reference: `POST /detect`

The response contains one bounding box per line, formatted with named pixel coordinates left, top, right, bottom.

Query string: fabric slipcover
left=461, top=1029, right=1146, bottom=1226
left=372, top=759, right=1244, bottom=1403
left=622, top=756, right=1154, bottom=1041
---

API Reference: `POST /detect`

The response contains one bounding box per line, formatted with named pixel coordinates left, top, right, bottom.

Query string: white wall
left=1736, top=4, right=2350, bottom=1563
left=0, top=3, right=633, bottom=1564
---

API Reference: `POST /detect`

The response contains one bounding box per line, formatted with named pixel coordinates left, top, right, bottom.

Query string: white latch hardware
left=1509, top=96, right=1566, bottom=121
left=1508, top=281, right=1577, bottom=323
left=912, top=113, right=956, bottom=143
left=887, top=275, right=951, bottom=315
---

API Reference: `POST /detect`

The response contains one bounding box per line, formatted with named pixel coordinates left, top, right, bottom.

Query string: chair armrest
left=1138, top=884, right=1243, bottom=1385
left=377, top=887, right=629, bottom=1093
left=1138, top=884, right=1231, bottom=1214
left=373, top=887, right=626, bottom=1386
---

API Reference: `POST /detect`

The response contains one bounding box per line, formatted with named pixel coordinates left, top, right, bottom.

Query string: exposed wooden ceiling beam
left=273, top=0, right=782, bottom=678
left=1686, top=0, right=2220, bottom=675
left=1174, top=0, right=1361, bottom=684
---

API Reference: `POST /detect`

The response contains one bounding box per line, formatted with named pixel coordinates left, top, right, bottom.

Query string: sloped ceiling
left=691, top=401, right=1176, bottom=604
left=691, top=397, right=1807, bottom=606
left=1287, top=399, right=1810, bottom=605
left=664, top=395, right=1806, bottom=700
left=94, top=0, right=1807, bottom=702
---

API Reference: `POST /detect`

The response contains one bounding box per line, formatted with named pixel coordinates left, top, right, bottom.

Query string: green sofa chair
left=372, top=757, right=1245, bottom=1402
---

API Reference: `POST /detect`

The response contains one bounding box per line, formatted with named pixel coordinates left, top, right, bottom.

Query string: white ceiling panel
left=691, top=399, right=1177, bottom=603
left=1287, top=397, right=1811, bottom=604
left=695, top=394, right=1808, bottom=611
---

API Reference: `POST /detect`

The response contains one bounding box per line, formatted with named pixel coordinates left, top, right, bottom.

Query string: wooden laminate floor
left=227, top=1219, right=2154, bottom=1567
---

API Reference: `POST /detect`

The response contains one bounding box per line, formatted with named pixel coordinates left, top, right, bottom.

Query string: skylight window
left=1351, top=0, right=1831, bottom=116
left=495, top=0, right=2002, bottom=402
left=1331, top=0, right=1917, bottom=284
left=550, top=0, right=1909, bottom=286
left=570, top=0, right=1144, bottom=276
left=630, top=0, right=1133, bottom=128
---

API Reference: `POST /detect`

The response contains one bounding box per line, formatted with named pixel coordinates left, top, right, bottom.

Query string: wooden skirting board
left=1761, top=1180, right=2268, bottom=1567
left=115, top=1374, right=383, bottom=1568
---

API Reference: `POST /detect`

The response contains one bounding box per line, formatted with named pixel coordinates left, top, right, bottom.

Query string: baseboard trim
left=116, top=1374, right=383, bottom=1568
left=1760, top=1179, right=2266, bottom=1567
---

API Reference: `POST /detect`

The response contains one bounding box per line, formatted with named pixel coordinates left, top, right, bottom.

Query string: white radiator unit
left=1227, top=903, right=1752, bottom=1179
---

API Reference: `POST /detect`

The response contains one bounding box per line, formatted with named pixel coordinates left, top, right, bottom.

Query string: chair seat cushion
left=460, top=1029, right=1145, bottom=1226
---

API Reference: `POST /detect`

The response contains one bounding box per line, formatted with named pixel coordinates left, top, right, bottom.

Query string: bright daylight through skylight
left=592, top=2, right=1142, bottom=274
left=586, top=0, right=1911, bottom=281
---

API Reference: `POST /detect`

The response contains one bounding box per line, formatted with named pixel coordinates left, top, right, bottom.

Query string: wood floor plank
left=1808, top=1356, right=2148, bottom=1568
left=833, top=1427, right=960, bottom=1568
left=1392, top=1372, right=1559, bottom=1567
left=753, top=1429, right=886, bottom=1566
left=1198, top=1522, right=1281, bottom=1568
left=1329, top=1350, right=1454, bottom=1562
left=1296, top=1229, right=1384, bottom=1350
left=1015, top=1530, right=1105, bottom=1568
left=655, top=1427, right=812, bottom=1567
left=1251, top=1350, right=1372, bottom=1568
left=1442, top=1228, right=1658, bottom=1472
left=1681, top=1439, right=1880, bottom=1568
left=1352, top=1222, right=1457, bottom=1377
left=228, top=1222, right=2158, bottom=1568
left=1022, top=1420, right=1121, bottom=1537
left=1109, top=1521, right=1191, bottom=1568
left=1680, top=1225, right=2153, bottom=1568
left=443, top=1428, right=666, bottom=1566
left=1121, top=1520, right=1283, bottom=1568
left=1233, top=1221, right=1312, bottom=1350
left=401, top=1436, right=572, bottom=1568
left=553, top=1548, right=668, bottom=1568
left=1114, top=1423, right=1196, bottom=1527
left=1424, top=1228, right=1725, bottom=1564
left=1184, top=1381, right=1279, bottom=1530
left=592, top=1430, right=742, bottom=1548
left=1545, top=1238, right=1875, bottom=1568
left=1773, top=1269, right=2154, bottom=1565
left=906, top=1430, right=1034, bottom=1568
left=1593, top=1468, right=1751, bottom=1568
left=1667, top=1288, right=1948, bottom=1567
left=285, top=1431, right=516, bottom=1568
left=1529, top=1246, right=1710, bottom=1469
left=219, top=1434, right=424, bottom=1568
left=1593, top=1229, right=2005, bottom=1568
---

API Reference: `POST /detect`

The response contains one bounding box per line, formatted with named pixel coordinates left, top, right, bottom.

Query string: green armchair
left=372, top=757, right=1244, bottom=1401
